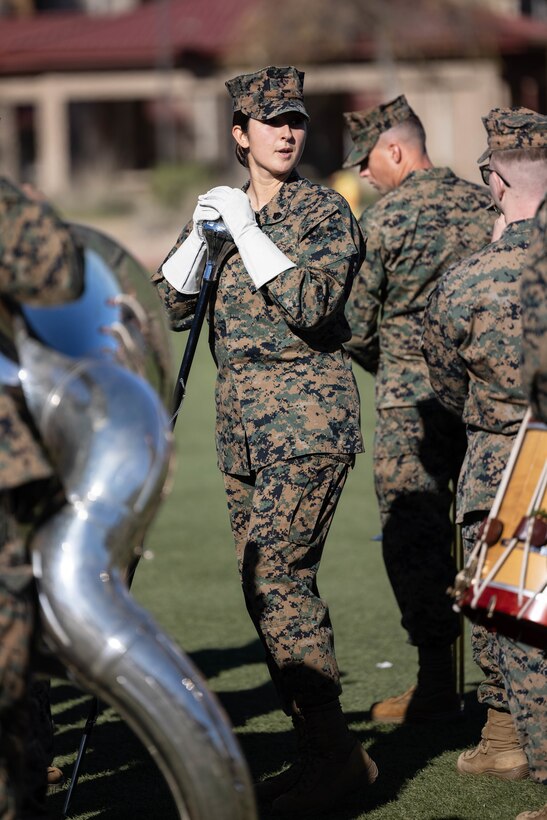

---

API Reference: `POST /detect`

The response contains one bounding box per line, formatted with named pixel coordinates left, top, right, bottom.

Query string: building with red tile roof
left=0, top=0, right=545, bottom=196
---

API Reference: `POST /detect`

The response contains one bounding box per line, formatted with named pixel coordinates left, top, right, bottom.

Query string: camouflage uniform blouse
left=153, top=173, right=365, bottom=476
left=521, top=196, right=547, bottom=423
left=0, top=177, right=82, bottom=490
left=345, top=167, right=493, bottom=408
left=422, top=219, right=533, bottom=520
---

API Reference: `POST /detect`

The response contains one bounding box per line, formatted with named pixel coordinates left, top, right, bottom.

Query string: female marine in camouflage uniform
left=152, top=65, right=377, bottom=816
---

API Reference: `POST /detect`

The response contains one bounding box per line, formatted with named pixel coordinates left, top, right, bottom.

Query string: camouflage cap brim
left=254, top=98, right=309, bottom=121
left=342, top=143, right=370, bottom=169
left=342, top=95, right=416, bottom=170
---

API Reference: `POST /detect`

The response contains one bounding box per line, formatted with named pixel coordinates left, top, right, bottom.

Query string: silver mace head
left=199, top=219, right=233, bottom=262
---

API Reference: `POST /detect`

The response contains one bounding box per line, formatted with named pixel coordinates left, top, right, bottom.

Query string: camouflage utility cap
left=225, top=65, right=309, bottom=121
left=477, top=106, right=547, bottom=163
left=342, top=95, right=416, bottom=168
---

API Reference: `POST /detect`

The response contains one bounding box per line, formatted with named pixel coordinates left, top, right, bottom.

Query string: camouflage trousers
left=0, top=494, right=51, bottom=820
left=373, top=401, right=465, bottom=647
left=462, top=518, right=547, bottom=784
left=223, top=454, right=352, bottom=714
left=0, top=496, right=33, bottom=820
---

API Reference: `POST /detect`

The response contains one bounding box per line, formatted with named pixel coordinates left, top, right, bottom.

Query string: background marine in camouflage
left=521, top=194, right=547, bottom=425
left=342, top=94, right=494, bottom=725
left=515, top=192, right=547, bottom=820
left=422, top=106, right=547, bottom=814
left=0, top=177, right=82, bottom=820
left=152, top=65, right=377, bottom=817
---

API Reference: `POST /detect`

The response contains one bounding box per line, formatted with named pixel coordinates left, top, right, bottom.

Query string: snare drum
left=451, top=410, right=547, bottom=649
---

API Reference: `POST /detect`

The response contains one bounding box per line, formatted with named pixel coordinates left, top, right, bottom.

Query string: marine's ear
left=389, top=142, right=402, bottom=165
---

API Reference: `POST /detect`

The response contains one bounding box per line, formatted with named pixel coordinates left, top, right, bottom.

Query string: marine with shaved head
left=341, top=95, right=494, bottom=725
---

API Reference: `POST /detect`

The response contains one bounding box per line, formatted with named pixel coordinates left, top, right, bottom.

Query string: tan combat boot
left=515, top=805, right=547, bottom=820
left=457, top=708, right=529, bottom=780
left=371, top=645, right=462, bottom=724
left=371, top=684, right=462, bottom=724
left=270, top=700, right=378, bottom=816
left=371, top=685, right=417, bottom=723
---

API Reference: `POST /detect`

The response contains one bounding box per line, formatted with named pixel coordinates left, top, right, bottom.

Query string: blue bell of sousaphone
left=4, top=223, right=256, bottom=820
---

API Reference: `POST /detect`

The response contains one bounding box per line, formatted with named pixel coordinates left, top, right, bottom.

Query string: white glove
left=193, top=199, right=222, bottom=235
left=161, top=200, right=221, bottom=294
left=162, top=227, right=205, bottom=294
left=197, top=187, right=295, bottom=289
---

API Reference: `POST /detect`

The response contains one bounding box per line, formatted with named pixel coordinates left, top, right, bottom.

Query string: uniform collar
left=501, top=217, right=535, bottom=238
left=400, top=166, right=455, bottom=186
left=243, top=171, right=302, bottom=225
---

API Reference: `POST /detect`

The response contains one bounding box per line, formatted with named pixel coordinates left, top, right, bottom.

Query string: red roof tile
left=0, top=0, right=256, bottom=72
left=0, top=0, right=545, bottom=75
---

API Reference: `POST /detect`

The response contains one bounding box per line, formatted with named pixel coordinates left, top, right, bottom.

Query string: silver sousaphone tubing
left=8, top=224, right=255, bottom=819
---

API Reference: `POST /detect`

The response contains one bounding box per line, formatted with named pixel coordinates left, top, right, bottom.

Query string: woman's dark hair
left=232, top=111, right=250, bottom=168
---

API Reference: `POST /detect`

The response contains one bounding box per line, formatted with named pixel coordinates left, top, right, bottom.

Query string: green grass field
left=47, top=334, right=545, bottom=820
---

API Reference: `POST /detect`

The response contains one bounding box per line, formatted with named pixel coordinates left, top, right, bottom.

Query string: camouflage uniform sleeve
left=0, top=189, right=81, bottom=305
left=265, top=197, right=365, bottom=330
left=421, top=269, right=469, bottom=416
left=343, top=207, right=382, bottom=373
left=150, top=220, right=198, bottom=331
left=521, top=196, right=547, bottom=422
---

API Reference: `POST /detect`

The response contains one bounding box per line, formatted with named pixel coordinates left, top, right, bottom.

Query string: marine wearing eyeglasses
left=422, top=106, right=547, bottom=811
left=479, top=163, right=511, bottom=188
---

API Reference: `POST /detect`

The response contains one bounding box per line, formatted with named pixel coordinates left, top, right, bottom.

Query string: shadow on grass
left=235, top=690, right=486, bottom=820
left=46, top=645, right=276, bottom=820
left=189, top=638, right=265, bottom=679
left=47, top=662, right=487, bottom=820
left=345, top=693, right=485, bottom=818
left=47, top=704, right=179, bottom=819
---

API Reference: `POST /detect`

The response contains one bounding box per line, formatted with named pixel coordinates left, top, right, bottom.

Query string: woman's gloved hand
left=193, top=199, right=223, bottom=236
left=160, top=198, right=220, bottom=294
left=197, top=187, right=256, bottom=245
left=197, top=187, right=295, bottom=288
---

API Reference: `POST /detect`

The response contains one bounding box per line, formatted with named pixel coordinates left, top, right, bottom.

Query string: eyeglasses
left=480, top=164, right=511, bottom=188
